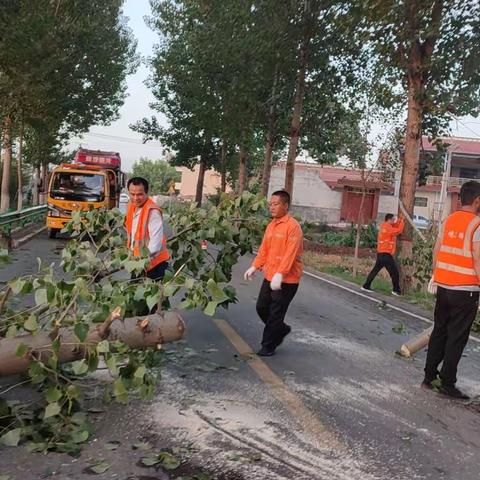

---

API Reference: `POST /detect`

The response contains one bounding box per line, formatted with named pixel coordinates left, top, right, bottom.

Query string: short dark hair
left=460, top=180, right=480, bottom=206
left=272, top=190, right=290, bottom=206
left=127, top=177, right=149, bottom=193
left=385, top=213, right=394, bottom=221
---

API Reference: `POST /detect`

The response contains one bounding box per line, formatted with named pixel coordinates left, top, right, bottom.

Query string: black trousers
left=424, top=286, right=479, bottom=386
left=131, top=261, right=170, bottom=314
left=364, top=253, right=400, bottom=292
left=146, top=261, right=169, bottom=281
left=256, top=279, right=298, bottom=350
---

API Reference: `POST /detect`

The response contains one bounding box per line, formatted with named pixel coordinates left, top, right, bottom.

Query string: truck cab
left=46, top=149, right=124, bottom=238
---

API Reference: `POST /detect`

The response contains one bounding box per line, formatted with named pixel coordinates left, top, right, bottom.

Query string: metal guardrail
left=426, top=175, right=477, bottom=187
left=0, top=205, right=47, bottom=238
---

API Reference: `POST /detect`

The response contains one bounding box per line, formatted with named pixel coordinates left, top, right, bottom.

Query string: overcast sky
left=70, top=0, right=480, bottom=173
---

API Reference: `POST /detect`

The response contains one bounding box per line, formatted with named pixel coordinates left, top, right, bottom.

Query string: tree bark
left=0, top=117, right=12, bottom=213
left=16, top=119, right=24, bottom=211
left=353, top=188, right=367, bottom=278
left=195, top=154, right=207, bottom=206
left=397, top=44, right=424, bottom=292
left=0, top=311, right=186, bottom=377
left=220, top=139, right=227, bottom=193
left=262, top=131, right=275, bottom=198
left=238, top=145, right=247, bottom=194
left=284, top=9, right=311, bottom=197
left=32, top=164, right=41, bottom=206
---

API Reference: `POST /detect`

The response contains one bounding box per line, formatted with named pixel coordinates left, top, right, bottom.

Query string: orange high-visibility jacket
left=125, top=198, right=169, bottom=271
left=253, top=214, right=303, bottom=283
left=377, top=218, right=404, bottom=255
left=434, top=210, right=480, bottom=286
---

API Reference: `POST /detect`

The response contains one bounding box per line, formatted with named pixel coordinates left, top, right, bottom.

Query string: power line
left=450, top=115, right=480, bottom=139
left=76, top=131, right=165, bottom=148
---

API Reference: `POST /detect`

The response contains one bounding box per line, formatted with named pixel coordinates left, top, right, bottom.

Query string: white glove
left=244, top=266, right=257, bottom=281
left=427, top=277, right=437, bottom=295
left=270, top=273, right=283, bottom=291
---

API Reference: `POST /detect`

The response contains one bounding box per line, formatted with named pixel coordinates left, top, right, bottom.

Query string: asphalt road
left=1, top=231, right=479, bottom=480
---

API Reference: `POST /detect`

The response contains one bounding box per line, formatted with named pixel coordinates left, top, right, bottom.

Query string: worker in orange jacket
left=244, top=190, right=303, bottom=356
left=423, top=181, right=480, bottom=400
left=125, top=177, right=170, bottom=281
left=362, top=213, right=404, bottom=295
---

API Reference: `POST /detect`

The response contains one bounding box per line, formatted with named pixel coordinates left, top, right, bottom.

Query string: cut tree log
left=0, top=309, right=186, bottom=377
left=398, top=326, right=433, bottom=358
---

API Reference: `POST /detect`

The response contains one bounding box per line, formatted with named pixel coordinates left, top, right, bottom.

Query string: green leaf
left=113, top=378, right=129, bottom=404
left=206, top=279, right=229, bottom=302
left=106, top=356, right=119, bottom=376
left=146, top=293, right=160, bottom=311
left=26, top=442, right=47, bottom=453
left=44, top=402, right=61, bottom=419
left=23, top=316, right=38, bottom=332
left=71, top=359, right=89, bottom=375
left=45, top=387, right=63, bottom=403
left=134, top=365, right=146, bottom=379
left=88, top=460, right=110, bottom=474
left=133, top=286, right=146, bottom=302
left=141, top=455, right=161, bottom=466
left=105, top=440, right=120, bottom=450
left=203, top=301, right=217, bottom=317
left=0, top=428, right=22, bottom=447
left=0, top=475, right=10, bottom=480
left=34, top=288, right=48, bottom=306
left=74, top=323, right=89, bottom=343
left=96, top=340, right=109, bottom=353
left=132, top=441, right=151, bottom=451
left=71, top=429, right=89, bottom=444
left=15, top=343, right=28, bottom=357
left=159, top=452, right=181, bottom=470
left=9, top=279, right=25, bottom=295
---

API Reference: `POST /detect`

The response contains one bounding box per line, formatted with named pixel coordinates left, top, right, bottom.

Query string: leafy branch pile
left=0, top=192, right=266, bottom=453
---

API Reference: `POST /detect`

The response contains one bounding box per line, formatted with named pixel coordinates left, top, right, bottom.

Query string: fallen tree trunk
left=0, top=310, right=186, bottom=377
left=398, top=326, right=433, bottom=358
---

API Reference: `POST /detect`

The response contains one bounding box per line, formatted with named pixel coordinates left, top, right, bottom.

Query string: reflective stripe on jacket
left=377, top=218, right=404, bottom=255
left=125, top=198, right=169, bottom=271
left=434, top=211, right=480, bottom=286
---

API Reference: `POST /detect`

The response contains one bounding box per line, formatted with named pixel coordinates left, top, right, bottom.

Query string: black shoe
left=276, top=325, right=292, bottom=348
left=421, top=380, right=434, bottom=391
left=361, top=285, right=372, bottom=292
left=438, top=385, right=470, bottom=400
left=257, top=347, right=275, bottom=357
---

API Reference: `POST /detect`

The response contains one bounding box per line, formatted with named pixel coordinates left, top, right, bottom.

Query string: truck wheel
left=48, top=228, right=58, bottom=239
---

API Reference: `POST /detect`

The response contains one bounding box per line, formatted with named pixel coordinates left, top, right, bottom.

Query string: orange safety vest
left=434, top=210, right=480, bottom=286
left=125, top=198, right=169, bottom=271
left=377, top=218, right=404, bottom=255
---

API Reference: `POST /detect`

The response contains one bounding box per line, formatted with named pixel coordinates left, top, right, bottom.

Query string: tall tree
left=131, top=157, right=180, bottom=194
left=0, top=0, right=137, bottom=212
left=362, top=0, right=480, bottom=288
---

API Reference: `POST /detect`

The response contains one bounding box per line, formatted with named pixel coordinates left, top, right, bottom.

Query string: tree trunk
left=352, top=188, right=367, bottom=278
left=195, top=154, right=207, bottom=206
left=16, top=120, right=24, bottom=211
left=0, top=311, right=185, bottom=377
left=40, top=162, right=48, bottom=204
left=0, top=117, right=12, bottom=213
left=397, top=47, right=424, bottom=292
left=284, top=21, right=311, bottom=196
left=261, top=70, right=279, bottom=198
left=32, top=165, right=41, bottom=206
left=220, top=139, right=227, bottom=193
left=262, top=131, right=275, bottom=198
left=238, top=145, right=247, bottom=194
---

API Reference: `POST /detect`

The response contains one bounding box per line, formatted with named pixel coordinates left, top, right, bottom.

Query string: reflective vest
left=434, top=210, right=480, bottom=286
left=125, top=198, right=169, bottom=271
left=377, top=218, right=404, bottom=255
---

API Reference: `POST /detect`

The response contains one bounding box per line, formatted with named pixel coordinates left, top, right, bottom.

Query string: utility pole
left=438, top=145, right=456, bottom=223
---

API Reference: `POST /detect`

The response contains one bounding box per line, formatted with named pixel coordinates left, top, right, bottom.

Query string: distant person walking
left=423, top=181, right=480, bottom=400
left=362, top=213, right=404, bottom=295
left=244, top=190, right=303, bottom=356
left=125, top=177, right=170, bottom=281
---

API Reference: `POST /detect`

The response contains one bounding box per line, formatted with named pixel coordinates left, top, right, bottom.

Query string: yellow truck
left=46, top=149, right=124, bottom=238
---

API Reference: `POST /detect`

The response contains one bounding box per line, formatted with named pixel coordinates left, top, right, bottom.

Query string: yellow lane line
left=213, top=318, right=343, bottom=452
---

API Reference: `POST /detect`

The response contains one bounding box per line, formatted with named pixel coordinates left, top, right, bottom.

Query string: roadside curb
left=12, top=226, right=47, bottom=249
